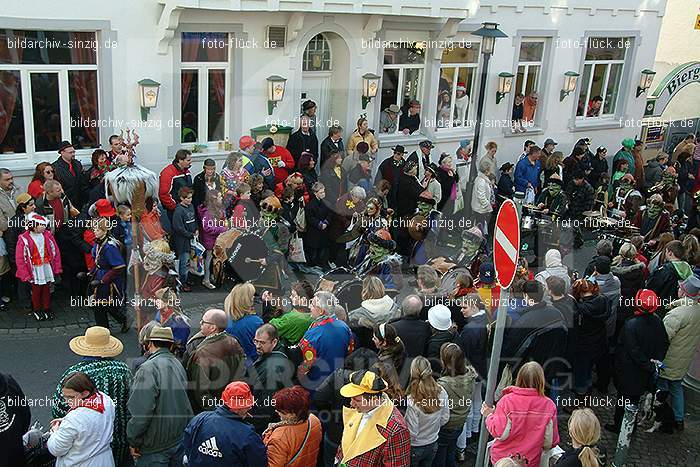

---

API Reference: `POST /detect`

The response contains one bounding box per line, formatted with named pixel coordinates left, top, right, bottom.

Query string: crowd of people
left=1, top=108, right=700, bottom=467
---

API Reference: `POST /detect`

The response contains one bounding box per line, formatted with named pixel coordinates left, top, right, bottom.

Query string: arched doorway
left=300, top=32, right=350, bottom=133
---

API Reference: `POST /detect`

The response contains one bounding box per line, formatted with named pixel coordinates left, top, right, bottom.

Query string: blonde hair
left=93, top=217, right=111, bottom=234
left=568, top=408, right=601, bottom=467
left=613, top=242, right=638, bottom=266
left=515, top=361, right=545, bottom=396
left=224, top=283, right=256, bottom=321
left=406, top=356, right=442, bottom=414
left=361, top=276, right=385, bottom=301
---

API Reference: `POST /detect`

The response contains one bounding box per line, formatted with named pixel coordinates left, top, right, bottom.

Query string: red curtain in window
left=211, top=70, right=225, bottom=113
left=0, top=71, right=19, bottom=144
left=181, top=35, right=200, bottom=106
left=69, top=32, right=98, bottom=143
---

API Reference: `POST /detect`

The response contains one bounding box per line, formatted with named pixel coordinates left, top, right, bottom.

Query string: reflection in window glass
left=402, top=68, right=422, bottom=106
left=31, top=73, right=61, bottom=152
left=384, top=43, right=426, bottom=65
left=208, top=70, right=225, bottom=141
left=441, top=44, right=479, bottom=64
left=380, top=69, right=399, bottom=114
left=576, top=65, right=592, bottom=117
left=0, top=30, right=97, bottom=65
left=0, top=70, right=25, bottom=154
left=519, top=41, right=544, bottom=61
left=437, top=67, right=455, bottom=128
left=603, top=63, right=623, bottom=115
left=181, top=70, right=198, bottom=143
left=585, top=37, right=628, bottom=61
left=181, top=32, right=228, bottom=62
left=69, top=70, right=99, bottom=149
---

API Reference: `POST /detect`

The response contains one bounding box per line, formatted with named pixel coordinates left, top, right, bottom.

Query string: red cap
left=95, top=199, right=116, bottom=218
left=221, top=381, right=254, bottom=411
left=634, top=289, right=660, bottom=315
left=239, top=136, right=256, bottom=150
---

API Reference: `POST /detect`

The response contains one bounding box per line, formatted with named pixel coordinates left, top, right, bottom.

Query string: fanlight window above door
left=303, top=34, right=332, bottom=72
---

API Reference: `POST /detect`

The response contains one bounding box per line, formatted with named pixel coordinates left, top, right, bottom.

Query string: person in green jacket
left=52, top=327, right=132, bottom=466
left=269, top=280, right=315, bottom=345
left=127, top=326, right=193, bottom=465
left=613, top=138, right=636, bottom=176
left=658, top=275, right=700, bottom=431
left=435, top=342, right=477, bottom=467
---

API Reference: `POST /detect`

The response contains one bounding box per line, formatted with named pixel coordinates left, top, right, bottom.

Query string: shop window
left=181, top=32, right=228, bottom=144
left=436, top=44, right=480, bottom=129
left=576, top=37, right=629, bottom=118
left=0, top=29, right=100, bottom=155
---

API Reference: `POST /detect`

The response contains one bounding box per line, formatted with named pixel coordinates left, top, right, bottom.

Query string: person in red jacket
left=159, top=149, right=193, bottom=218
left=261, top=137, right=295, bottom=185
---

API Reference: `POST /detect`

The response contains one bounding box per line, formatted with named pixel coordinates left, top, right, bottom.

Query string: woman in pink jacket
left=197, top=189, right=229, bottom=289
left=481, top=362, right=560, bottom=466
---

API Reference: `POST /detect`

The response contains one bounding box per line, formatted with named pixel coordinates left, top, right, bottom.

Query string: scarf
left=69, top=392, right=105, bottom=414
left=27, top=232, right=52, bottom=266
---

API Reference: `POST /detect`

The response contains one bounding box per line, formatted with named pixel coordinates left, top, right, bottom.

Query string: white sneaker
left=202, top=280, right=216, bottom=290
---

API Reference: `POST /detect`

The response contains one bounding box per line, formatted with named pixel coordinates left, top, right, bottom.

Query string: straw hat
left=69, top=326, right=123, bottom=357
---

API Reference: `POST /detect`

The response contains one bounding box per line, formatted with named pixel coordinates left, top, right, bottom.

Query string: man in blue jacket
left=183, top=381, right=267, bottom=467
left=514, top=144, right=542, bottom=194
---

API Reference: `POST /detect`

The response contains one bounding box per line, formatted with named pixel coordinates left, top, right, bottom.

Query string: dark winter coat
left=426, top=328, right=458, bottom=360
left=172, top=202, right=197, bottom=254
left=248, top=345, right=296, bottom=433
left=573, top=294, right=610, bottom=357
left=52, top=156, right=86, bottom=209
left=614, top=313, right=669, bottom=397
left=644, top=160, right=665, bottom=190
left=313, top=368, right=353, bottom=445
left=192, top=170, right=222, bottom=211
left=497, top=173, right=515, bottom=201
left=304, top=195, right=330, bottom=246
left=459, top=311, right=489, bottom=379
left=286, top=129, right=319, bottom=164
left=395, top=173, right=423, bottom=218
left=375, top=157, right=405, bottom=209
left=612, top=260, right=645, bottom=323
left=502, top=301, right=568, bottom=382
left=566, top=180, right=594, bottom=218
left=389, top=315, right=431, bottom=358
left=588, top=156, right=609, bottom=188
left=677, top=159, right=694, bottom=194
left=436, top=167, right=459, bottom=212
left=646, top=260, right=693, bottom=306
left=319, top=165, right=344, bottom=209
left=0, top=373, right=31, bottom=467
left=320, top=136, right=345, bottom=168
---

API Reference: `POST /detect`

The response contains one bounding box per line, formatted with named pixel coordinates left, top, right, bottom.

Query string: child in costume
left=15, top=213, right=62, bottom=321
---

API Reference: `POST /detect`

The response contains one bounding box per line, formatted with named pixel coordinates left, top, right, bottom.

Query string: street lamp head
left=637, top=69, right=656, bottom=98
left=472, top=22, right=508, bottom=55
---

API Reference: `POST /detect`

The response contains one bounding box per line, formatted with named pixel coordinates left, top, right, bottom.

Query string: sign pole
left=476, top=199, right=520, bottom=466
left=475, top=288, right=510, bottom=466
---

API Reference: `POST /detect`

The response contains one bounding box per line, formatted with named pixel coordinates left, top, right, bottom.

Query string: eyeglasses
left=253, top=338, right=271, bottom=345
left=200, top=319, right=216, bottom=326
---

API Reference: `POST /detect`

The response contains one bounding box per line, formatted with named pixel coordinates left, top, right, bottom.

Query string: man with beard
left=375, top=145, right=407, bottom=210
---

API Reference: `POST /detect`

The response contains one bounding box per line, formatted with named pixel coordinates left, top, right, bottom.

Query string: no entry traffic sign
left=493, top=199, right=520, bottom=289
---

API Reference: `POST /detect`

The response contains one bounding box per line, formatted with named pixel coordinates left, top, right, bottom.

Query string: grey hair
left=478, top=159, right=491, bottom=174
left=333, top=304, right=348, bottom=322
left=596, top=239, right=613, bottom=257
left=401, top=294, right=423, bottom=317
left=314, top=291, right=338, bottom=315
left=350, top=186, right=367, bottom=200
left=44, top=179, right=61, bottom=191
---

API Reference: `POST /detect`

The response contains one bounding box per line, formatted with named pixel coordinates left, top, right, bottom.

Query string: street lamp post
left=467, top=23, right=508, bottom=208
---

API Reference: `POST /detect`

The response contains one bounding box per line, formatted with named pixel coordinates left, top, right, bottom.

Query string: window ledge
left=377, top=132, right=431, bottom=148
left=570, top=118, right=623, bottom=133
left=502, top=127, right=545, bottom=138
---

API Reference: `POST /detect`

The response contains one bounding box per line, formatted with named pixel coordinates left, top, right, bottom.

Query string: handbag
left=295, top=203, right=307, bottom=233
left=188, top=236, right=205, bottom=276
left=287, top=420, right=312, bottom=466
left=288, top=233, right=306, bottom=263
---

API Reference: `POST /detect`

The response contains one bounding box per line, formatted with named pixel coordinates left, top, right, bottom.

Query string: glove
left=277, top=160, right=286, bottom=168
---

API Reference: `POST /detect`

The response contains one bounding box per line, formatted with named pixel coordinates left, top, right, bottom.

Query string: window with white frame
left=303, top=34, right=331, bottom=72
left=514, top=40, right=544, bottom=124
left=181, top=32, right=229, bottom=144
left=576, top=37, right=629, bottom=119
left=380, top=43, right=425, bottom=134
left=0, top=29, right=99, bottom=155
left=436, top=43, right=480, bottom=130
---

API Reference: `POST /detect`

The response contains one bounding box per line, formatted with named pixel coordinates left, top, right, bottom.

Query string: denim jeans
left=136, top=443, right=183, bottom=466
left=411, top=441, right=438, bottom=467
left=658, top=377, right=685, bottom=422
left=435, top=427, right=461, bottom=467
left=178, top=253, right=189, bottom=284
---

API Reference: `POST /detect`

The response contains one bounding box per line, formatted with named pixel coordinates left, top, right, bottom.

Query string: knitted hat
left=222, top=381, right=255, bottom=411
left=456, top=82, right=467, bottom=92
left=428, top=304, right=453, bottom=331
left=340, top=370, right=388, bottom=397
left=479, top=262, right=495, bottom=284
left=634, top=289, right=660, bottom=314
left=27, top=212, right=49, bottom=226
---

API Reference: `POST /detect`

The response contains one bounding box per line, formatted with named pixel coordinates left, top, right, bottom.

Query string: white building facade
left=1, top=0, right=667, bottom=186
